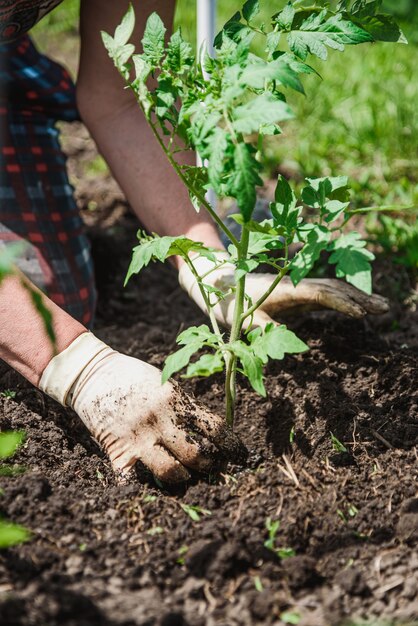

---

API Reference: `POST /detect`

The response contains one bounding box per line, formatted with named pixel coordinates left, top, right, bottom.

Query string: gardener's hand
left=39, top=333, right=241, bottom=482
left=179, top=253, right=389, bottom=328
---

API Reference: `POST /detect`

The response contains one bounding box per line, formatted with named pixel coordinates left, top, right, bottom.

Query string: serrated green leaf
left=354, top=14, right=407, bottom=43
left=114, top=4, right=135, bottom=46
left=306, top=176, right=348, bottom=192
left=133, top=54, right=151, bottom=82
left=266, top=30, right=281, bottom=57
left=177, top=325, right=221, bottom=347
left=142, top=12, right=166, bottom=66
left=162, top=342, right=203, bottom=383
left=249, top=323, right=308, bottom=362
left=214, top=12, right=243, bottom=48
left=230, top=143, right=263, bottom=221
left=242, top=0, right=259, bottom=23
left=0, top=521, right=30, bottom=549
left=270, top=175, right=300, bottom=232
left=0, top=431, right=24, bottom=459
left=287, top=12, right=373, bottom=61
left=274, top=3, right=295, bottom=30
left=324, top=200, right=350, bottom=223
left=184, top=353, right=225, bottom=378
left=240, top=59, right=304, bottom=93
left=125, top=236, right=211, bottom=285
left=155, top=78, right=176, bottom=119
left=328, top=232, right=375, bottom=293
left=166, top=29, right=194, bottom=73
left=115, top=43, right=135, bottom=68
left=232, top=93, right=294, bottom=134
left=235, top=258, right=259, bottom=280
left=229, top=341, right=266, bottom=396
left=290, top=226, right=331, bottom=284
left=206, top=128, right=230, bottom=194
left=101, top=31, right=115, bottom=57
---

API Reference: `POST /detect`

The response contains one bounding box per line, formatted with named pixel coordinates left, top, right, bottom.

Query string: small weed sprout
left=103, top=1, right=404, bottom=425
left=330, top=432, right=348, bottom=453
left=0, top=390, right=16, bottom=399
left=180, top=503, right=212, bottom=522
left=264, top=517, right=295, bottom=559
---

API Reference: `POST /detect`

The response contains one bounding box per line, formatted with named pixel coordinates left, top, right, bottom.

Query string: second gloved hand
left=178, top=252, right=389, bottom=328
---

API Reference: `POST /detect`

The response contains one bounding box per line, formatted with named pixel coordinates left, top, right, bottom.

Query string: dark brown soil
left=1, top=123, right=418, bottom=626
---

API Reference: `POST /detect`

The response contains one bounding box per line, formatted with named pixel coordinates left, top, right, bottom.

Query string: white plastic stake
left=196, top=0, right=217, bottom=210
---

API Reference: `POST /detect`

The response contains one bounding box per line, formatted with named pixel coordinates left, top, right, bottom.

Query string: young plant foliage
left=103, top=1, right=403, bottom=424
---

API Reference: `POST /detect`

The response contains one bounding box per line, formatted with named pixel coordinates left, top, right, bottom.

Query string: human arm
left=0, top=275, right=241, bottom=481
left=76, top=0, right=223, bottom=269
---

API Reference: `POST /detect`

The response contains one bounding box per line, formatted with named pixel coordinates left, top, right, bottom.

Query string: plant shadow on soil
left=0, top=210, right=417, bottom=626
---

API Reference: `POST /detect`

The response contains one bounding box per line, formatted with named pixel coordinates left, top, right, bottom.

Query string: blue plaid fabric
left=0, top=35, right=96, bottom=327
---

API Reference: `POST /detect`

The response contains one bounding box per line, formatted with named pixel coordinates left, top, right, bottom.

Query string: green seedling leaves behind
left=264, top=517, right=280, bottom=551
left=142, top=12, right=166, bottom=67
left=0, top=431, right=24, bottom=459
left=327, top=231, right=375, bottom=293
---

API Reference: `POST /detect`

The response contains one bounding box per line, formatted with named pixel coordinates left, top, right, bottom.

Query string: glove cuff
left=39, top=332, right=109, bottom=406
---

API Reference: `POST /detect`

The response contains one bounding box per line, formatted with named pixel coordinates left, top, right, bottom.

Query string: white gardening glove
left=39, top=332, right=242, bottom=482
left=179, top=252, right=389, bottom=328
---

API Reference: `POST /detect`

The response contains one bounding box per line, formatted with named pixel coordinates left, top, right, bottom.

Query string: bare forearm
left=77, top=0, right=224, bottom=267
left=0, top=275, right=86, bottom=385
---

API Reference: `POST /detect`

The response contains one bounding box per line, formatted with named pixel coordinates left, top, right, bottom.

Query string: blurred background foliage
left=32, top=0, right=418, bottom=272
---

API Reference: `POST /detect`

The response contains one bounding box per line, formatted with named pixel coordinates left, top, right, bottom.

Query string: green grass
left=32, top=0, right=418, bottom=209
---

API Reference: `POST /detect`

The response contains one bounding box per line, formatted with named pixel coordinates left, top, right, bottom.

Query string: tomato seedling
left=103, top=0, right=404, bottom=425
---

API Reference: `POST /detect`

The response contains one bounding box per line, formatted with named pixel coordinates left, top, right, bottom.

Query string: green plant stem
left=128, top=84, right=239, bottom=249
left=241, top=241, right=290, bottom=325
left=182, top=255, right=223, bottom=341
left=225, top=226, right=250, bottom=426
left=241, top=264, right=290, bottom=326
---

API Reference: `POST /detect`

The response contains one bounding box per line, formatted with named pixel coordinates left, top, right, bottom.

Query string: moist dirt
left=0, top=124, right=417, bottom=626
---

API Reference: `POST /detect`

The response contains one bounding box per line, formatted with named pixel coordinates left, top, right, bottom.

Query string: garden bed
left=0, top=123, right=417, bottom=626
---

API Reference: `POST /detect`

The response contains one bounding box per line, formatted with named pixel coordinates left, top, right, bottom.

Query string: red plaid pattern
left=0, top=35, right=96, bottom=327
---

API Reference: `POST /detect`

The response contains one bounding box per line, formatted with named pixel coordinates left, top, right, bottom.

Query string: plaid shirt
left=0, top=35, right=96, bottom=327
